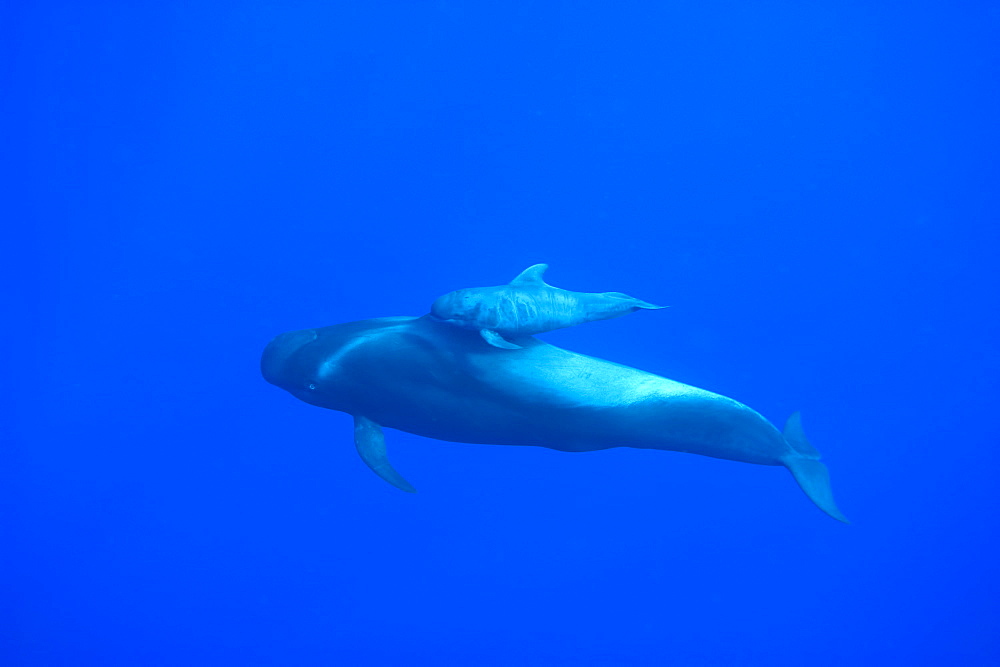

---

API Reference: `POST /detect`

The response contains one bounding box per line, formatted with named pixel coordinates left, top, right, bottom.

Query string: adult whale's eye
left=308, top=383, right=317, bottom=390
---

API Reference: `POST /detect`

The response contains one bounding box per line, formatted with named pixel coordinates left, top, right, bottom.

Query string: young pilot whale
left=430, top=264, right=664, bottom=349
left=261, top=315, right=848, bottom=522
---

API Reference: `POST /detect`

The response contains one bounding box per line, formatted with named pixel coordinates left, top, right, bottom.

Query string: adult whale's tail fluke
left=780, top=412, right=850, bottom=523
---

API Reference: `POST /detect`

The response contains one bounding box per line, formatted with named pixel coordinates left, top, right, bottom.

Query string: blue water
left=5, top=2, right=999, bottom=664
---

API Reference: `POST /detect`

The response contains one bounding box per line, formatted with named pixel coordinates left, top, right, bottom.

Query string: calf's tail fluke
left=603, top=292, right=666, bottom=310
left=780, top=412, right=850, bottom=523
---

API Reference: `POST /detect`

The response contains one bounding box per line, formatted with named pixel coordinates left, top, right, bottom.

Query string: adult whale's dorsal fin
left=353, top=415, right=416, bottom=493
left=480, top=329, right=523, bottom=349
left=509, top=263, right=549, bottom=287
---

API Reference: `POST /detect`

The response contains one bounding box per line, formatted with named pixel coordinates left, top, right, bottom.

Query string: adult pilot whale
left=261, top=315, right=848, bottom=522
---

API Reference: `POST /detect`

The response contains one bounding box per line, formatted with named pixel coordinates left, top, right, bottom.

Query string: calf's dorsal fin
left=509, top=263, right=549, bottom=287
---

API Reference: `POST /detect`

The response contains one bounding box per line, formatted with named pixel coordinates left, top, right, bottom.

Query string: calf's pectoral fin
left=480, top=329, right=522, bottom=349
left=353, top=415, right=416, bottom=493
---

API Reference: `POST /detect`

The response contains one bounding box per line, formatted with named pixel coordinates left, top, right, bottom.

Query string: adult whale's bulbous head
left=261, top=328, right=318, bottom=390
left=262, top=317, right=423, bottom=413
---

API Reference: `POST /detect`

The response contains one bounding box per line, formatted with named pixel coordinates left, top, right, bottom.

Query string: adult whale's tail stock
left=780, top=412, right=850, bottom=523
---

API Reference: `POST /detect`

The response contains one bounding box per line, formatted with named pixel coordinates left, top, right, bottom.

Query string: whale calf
left=430, top=264, right=664, bottom=349
left=261, top=316, right=848, bottom=522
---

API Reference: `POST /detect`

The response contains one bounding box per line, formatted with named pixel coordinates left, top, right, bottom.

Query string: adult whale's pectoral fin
left=353, top=415, right=416, bottom=493
left=480, top=329, right=522, bottom=349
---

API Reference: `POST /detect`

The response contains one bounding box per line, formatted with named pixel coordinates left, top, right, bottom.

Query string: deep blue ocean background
left=5, top=2, right=999, bottom=665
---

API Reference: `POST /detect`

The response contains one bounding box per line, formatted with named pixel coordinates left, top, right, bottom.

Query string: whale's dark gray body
left=261, top=315, right=847, bottom=522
